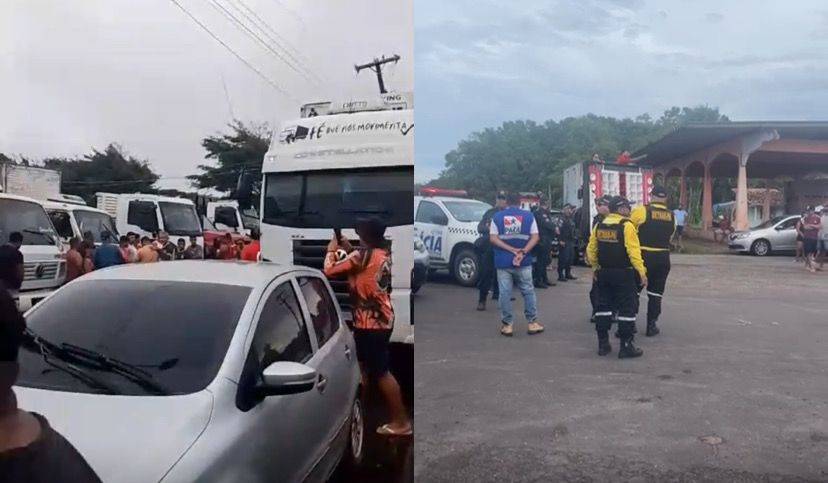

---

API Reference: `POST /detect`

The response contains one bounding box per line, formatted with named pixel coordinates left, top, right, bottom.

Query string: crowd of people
left=478, top=187, right=678, bottom=360
left=63, top=229, right=261, bottom=283
left=795, top=205, right=827, bottom=272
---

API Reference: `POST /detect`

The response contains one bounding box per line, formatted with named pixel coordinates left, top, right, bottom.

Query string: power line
left=227, top=0, right=322, bottom=83
left=207, top=0, right=314, bottom=84
left=168, top=0, right=295, bottom=99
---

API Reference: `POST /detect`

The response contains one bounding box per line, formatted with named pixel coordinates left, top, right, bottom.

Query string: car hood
left=14, top=386, right=213, bottom=483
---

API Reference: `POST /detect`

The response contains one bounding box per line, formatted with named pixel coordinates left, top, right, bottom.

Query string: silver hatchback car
left=15, top=261, right=363, bottom=483
left=728, top=215, right=800, bottom=256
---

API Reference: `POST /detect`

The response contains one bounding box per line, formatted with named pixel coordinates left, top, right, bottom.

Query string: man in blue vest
left=489, top=192, right=544, bottom=337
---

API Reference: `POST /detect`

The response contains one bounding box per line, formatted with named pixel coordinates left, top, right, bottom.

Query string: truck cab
left=95, top=193, right=204, bottom=251
left=259, top=95, right=414, bottom=347
left=44, top=201, right=119, bottom=244
left=206, top=200, right=258, bottom=236
left=0, top=194, right=66, bottom=310
left=413, top=189, right=491, bottom=287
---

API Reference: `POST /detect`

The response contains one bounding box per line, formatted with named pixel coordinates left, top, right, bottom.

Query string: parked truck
left=0, top=164, right=66, bottom=310
left=563, top=160, right=654, bottom=262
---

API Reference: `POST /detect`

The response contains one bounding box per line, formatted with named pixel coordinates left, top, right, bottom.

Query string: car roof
left=415, top=196, right=488, bottom=204
left=78, top=260, right=315, bottom=288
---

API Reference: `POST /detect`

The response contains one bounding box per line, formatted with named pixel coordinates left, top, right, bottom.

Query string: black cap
left=650, top=185, right=668, bottom=198
left=595, top=195, right=612, bottom=206
left=496, top=191, right=507, bottom=200
left=608, top=196, right=631, bottom=212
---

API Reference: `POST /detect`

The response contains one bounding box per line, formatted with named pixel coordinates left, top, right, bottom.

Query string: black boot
left=534, top=280, right=549, bottom=289
left=618, top=339, right=643, bottom=359
left=543, top=276, right=557, bottom=287
left=646, top=319, right=660, bottom=337
left=477, top=300, right=486, bottom=311
left=598, top=337, right=612, bottom=356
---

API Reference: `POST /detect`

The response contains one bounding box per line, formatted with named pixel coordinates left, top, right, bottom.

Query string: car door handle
left=317, top=374, right=328, bottom=392
left=344, top=345, right=352, bottom=360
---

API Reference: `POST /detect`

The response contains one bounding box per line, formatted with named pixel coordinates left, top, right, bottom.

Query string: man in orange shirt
left=65, top=237, right=85, bottom=282
left=240, top=229, right=261, bottom=261
left=217, top=233, right=238, bottom=260
left=136, top=236, right=159, bottom=263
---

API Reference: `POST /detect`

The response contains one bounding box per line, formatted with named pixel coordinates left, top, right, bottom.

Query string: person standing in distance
left=587, top=196, right=647, bottom=358
left=489, top=192, right=544, bottom=337
left=630, top=186, right=675, bottom=337
left=556, top=204, right=577, bottom=282
left=532, top=198, right=557, bottom=289
left=589, top=196, right=612, bottom=323
left=672, top=204, right=688, bottom=252
left=476, top=192, right=506, bottom=311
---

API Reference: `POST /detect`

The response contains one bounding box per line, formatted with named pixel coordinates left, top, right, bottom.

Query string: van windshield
left=159, top=202, right=202, bottom=236
left=262, top=166, right=413, bottom=228
left=0, top=198, right=58, bottom=246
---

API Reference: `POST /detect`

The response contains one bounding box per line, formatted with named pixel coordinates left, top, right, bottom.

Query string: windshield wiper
left=24, top=331, right=119, bottom=395
left=59, top=343, right=172, bottom=396
left=22, top=229, right=56, bottom=245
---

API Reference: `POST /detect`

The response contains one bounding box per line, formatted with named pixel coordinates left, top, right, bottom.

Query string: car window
left=47, top=210, right=74, bottom=239
left=298, top=277, right=340, bottom=348
left=777, top=218, right=799, bottom=230
left=17, top=280, right=251, bottom=396
left=416, top=200, right=444, bottom=223
left=251, top=281, right=313, bottom=367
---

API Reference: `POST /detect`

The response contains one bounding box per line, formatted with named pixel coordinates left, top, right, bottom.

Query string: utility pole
left=355, top=54, right=400, bottom=94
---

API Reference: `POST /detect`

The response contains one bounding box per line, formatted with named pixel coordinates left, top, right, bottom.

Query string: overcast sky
left=415, top=0, right=828, bottom=182
left=0, top=0, right=412, bottom=190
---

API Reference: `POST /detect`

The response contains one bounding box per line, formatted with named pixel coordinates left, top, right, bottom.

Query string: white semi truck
left=259, top=94, right=414, bottom=347
left=0, top=164, right=66, bottom=310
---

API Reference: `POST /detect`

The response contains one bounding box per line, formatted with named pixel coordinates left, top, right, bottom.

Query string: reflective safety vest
left=596, top=220, right=632, bottom=269
left=638, top=204, right=674, bottom=250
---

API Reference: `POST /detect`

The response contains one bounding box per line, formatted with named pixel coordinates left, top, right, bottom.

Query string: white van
left=0, top=194, right=65, bottom=310
left=44, top=201, right=119, bottom=244
left=96, top=193, right=204, bottom=249
left=260, top=101, right=414, bottom=346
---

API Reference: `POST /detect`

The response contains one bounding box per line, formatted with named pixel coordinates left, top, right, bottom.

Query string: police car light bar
left=419, top=187, right=468, bottom=198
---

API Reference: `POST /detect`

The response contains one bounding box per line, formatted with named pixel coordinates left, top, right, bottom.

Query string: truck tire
left=452, top=247, right=479, bottom=287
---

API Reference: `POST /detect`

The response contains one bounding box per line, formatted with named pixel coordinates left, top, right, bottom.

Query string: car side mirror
left=257, top=361, right=317, bottom=396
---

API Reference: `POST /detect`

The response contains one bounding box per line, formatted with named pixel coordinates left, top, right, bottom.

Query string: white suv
left=414, top=195, right=492, bottom=286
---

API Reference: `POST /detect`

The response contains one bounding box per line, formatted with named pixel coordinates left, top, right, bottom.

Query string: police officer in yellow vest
left=630, top=185, right=675, bottom=337
left=587, top=196, right=647, bottom=358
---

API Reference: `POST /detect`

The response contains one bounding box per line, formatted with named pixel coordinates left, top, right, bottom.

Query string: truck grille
left=292, top=239, right=393, bottom=314
left=23, top=261, right=59, bottom=282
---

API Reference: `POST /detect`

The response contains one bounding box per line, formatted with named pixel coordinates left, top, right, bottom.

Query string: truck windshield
left=442, top=200, right=491, bottom=223
left=159, top=202, right=202, bottom=236
left=0, top=198, right=58, bottom=246
left=75, top=210, right=119, bottom=242
left=262, top=166, right=413, bottom=228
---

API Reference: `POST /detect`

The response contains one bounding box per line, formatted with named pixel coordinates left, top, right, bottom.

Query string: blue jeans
left=496, top=266, right=537, bottom=325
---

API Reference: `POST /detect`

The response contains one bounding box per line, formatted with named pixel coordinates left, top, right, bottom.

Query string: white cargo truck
left=96, top=192, right=204, bottom=249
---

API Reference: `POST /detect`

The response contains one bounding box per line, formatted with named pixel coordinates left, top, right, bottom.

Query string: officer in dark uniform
left=532, top=198, right=556, bottom=289
left=476, top=192, right=507, bottom=311
left=630, top=185, right=675, bottom=336
left=586, top=196, right=647, bottom=358
left=589, top=195, right=612, bottom=322
left=556, top=204, right=577, bottom=282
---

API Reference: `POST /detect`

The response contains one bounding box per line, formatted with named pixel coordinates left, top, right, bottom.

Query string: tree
left=43, top=144, right=159, bottom=202
left=429, top=106, right=730, bottom=204
left=188, top=121, right=271, bottom=205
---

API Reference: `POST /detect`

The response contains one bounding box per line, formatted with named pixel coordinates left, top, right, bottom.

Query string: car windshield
left=0, top=198, right=58, bottom=246
left=17, top=280, right=251, bottom=396
left=752, top=215, right=788, bottom=230
left=442, top=201, right=491, bottom=222
left=262, top=166, right=413, bottom=228
left=159, top=202, right=202, bottom=236
left=75, top=210, right=119, bottom=242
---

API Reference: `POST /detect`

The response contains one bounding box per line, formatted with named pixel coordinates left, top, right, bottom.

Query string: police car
left=414, top=188, right=492, bottom=287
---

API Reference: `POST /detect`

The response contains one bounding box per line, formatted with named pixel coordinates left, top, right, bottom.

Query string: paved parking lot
left=415, top=255, right=828, bottom=482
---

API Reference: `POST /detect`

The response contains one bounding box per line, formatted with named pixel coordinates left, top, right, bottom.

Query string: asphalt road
left=415, top=254, right=828, bottom=482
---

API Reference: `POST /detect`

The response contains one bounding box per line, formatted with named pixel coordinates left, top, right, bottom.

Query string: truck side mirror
left=577, top=188, right=583, bottom=200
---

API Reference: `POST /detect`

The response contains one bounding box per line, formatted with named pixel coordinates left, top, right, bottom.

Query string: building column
left=679, top=172, right=687, bottom=208
left=735, top=154, right=749, bottom=230
left=762, top=183, right=771, bottom=222
left=702, top=161, right=713, bottom=232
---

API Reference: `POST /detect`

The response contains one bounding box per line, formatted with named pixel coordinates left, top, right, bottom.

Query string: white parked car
left=414, top=191, right=491, bottom=286
left=16, top=261, right=363, bottom=483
